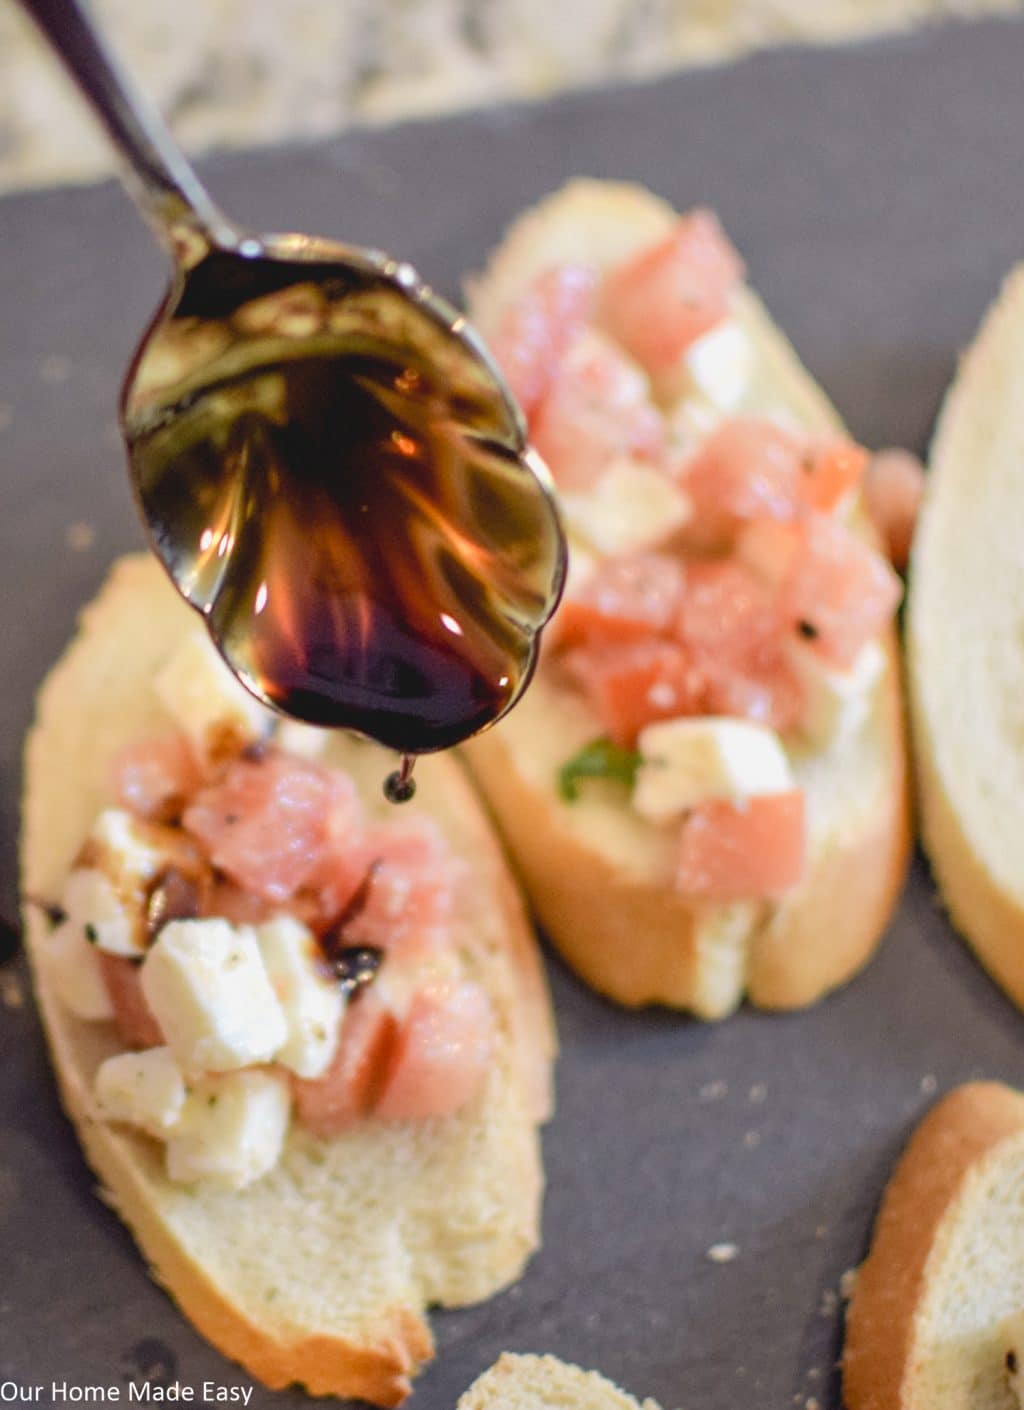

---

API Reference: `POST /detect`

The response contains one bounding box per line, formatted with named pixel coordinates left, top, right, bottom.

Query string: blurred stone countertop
left=2, top=0, right=1023, bottom=191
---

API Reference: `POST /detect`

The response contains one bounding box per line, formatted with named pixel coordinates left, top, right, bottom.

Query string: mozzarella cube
left=276, top=720, right=328, bottom=760
left=155, top=627, right=273, bottom=765
left=166, top=1069, right=291, bottom=1189
left=256, top=917, right=344, bottom=1078
left=680, top=320, right=752, bottom=411
left=141, top=919, right=287, bottom=1073
left=562, top=460, right=692, bottom=558
left=44, top=919, right=114, bottom=1021
left=88, top=808, right=168, bottom=884
left=633, top=717, right=794, bottom=823
left=94, top=1047, right=187, bottom=1137
left=787, top=640, right=885, bottom=748
left=62, top=867, right=136, bottom=957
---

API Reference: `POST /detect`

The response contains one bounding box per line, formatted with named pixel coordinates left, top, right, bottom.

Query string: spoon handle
left=16, top=0, right=236, bottom=257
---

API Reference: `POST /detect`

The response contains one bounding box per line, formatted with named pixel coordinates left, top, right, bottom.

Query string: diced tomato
left=554, top=553, right=686, bottom=650
left=678, top=559, right=803, bottom=732
left=488, top=264, right=598, bottom=418
left=112, top=732, right=204, bottom=824
left=344, top=817, right=461, bottom=959
left=863, top=448, right=926, bottom=570
left=680, top=419, right=804, bottom=547
left=529, top=330, right=665, bottom=491
left=183, top=751, right=365, bottom=904
left=292, top=993, right=399, bottom=1137
left=676, top=791, right=806, bottom=901
left=783, top=513, right=902, bottom=667
left=797, top=439, right=870, bottom=514
left=562, top=639, right=698, bottom=748
left=205, top=880, right=275, bottom=927
left=375, top=980, right=493, bottom=1122
left=735, top=518, right=804, bottom=589
left=601, top=211, right=745, bottom=374
left=99, top=953, right=163, bottom=1049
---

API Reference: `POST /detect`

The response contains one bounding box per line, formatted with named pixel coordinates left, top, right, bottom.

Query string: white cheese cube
left=633, top=717, right=794, bottom=823
left=155, top=627, right=273, bottom=765
left=276, top=720, right=328, bottom=760
left=44, top=919, right=114, bottom=1021
left=256, top=917, right=344, bottom=1078
left=679, top=320, right=752, bottom=411
left=561, top=460, right=692, bottom=558
left=165, top=1069, right=291, bottom=1189
left=787, top=640, right=885, bottom=748
left=94, top=1047, right=187, bottom=1137
left=62, top=867, right=136, bottom=957
left=88, top=808, right=167, bottom=885
left=141, top=919, right=287, bottom=1073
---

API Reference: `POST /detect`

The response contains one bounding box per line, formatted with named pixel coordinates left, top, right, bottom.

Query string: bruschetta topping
left=44, top=635, right=495, bottom=1188
left=492, top=212, right=903, bottom=904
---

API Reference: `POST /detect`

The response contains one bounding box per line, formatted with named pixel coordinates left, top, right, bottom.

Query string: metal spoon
left=18, top=0, right=566, bottom=773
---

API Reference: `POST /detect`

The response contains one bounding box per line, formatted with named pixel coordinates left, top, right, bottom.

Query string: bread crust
left=22, top=554, right=555, bottom=1405
left=465, top=180, right=911, bottom=1015
left=908, top=266, right=1024, bottom=1012
left=843, top=1082, right=1024, bottom=1410
left=746, top=633, right=911, bottom=1009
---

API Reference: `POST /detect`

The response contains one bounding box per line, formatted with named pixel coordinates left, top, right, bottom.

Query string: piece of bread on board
left=21, top=553, right=556, bottom=1407
left=465, top=179, right=910, bottom=1017
left=456, top=1353, right=665, bottom=1410
left=908, top=265, right=1024, bottom=1011
left=844, top=1081, right=1024, bottom=1410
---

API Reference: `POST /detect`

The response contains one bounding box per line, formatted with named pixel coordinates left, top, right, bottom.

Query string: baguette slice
left=843, top=1081, right=1024, bottom=1410
left=465, top=180, right=909, bottom=1016
left=908, top=265, right=1024, bottom=1010
left=21, top=553, right=556, bottom=1407
left=456, top=1353, right=665, bottom=1410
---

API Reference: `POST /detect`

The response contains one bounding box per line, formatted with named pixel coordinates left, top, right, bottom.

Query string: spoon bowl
left=122, top=230, right=566, bottom=754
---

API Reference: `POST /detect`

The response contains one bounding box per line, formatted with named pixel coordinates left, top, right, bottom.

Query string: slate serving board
left=3, top=16, right=1024, bottom=1408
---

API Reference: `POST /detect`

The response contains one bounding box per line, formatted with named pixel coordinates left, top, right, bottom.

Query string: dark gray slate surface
left=3, top=15, right=1024, bottom=1409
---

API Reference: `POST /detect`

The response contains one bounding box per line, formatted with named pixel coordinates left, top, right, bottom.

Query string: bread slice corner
left=456, top=1352, right=665, bottom=1410
left=844, top=1080, right=1024, bottom=1410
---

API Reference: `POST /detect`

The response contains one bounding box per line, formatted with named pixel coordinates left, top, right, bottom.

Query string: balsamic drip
left=315, top=861, right=384, bottom=992
left=383, top=753, right=416, bottom=805
left=122, top=247, right=565, bottom=761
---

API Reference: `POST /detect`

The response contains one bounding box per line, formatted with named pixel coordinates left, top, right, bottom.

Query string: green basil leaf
left=558, top=737, right=641, bottom=803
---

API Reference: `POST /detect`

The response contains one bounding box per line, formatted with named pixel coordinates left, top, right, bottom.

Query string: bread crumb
left=1, top=974, right=23, bottom=1010
left=40, top=354, right=71, bottom=383
left=920, top=1073, right=938, bottom=1095
left=839, top=1267, right=858, bottom=1299
left=806, top=1399, right=820, bottom=1410
left=66, top=522, right=96, bottom=552
left=807, top=1368, right=821, bottom=1381
left=743, top=1129, right=761, bottom=1149
left=815, top=1224, right=828, bottom=1239
left=819, top=1288, right=839, bottom=1316
left=707, top=1242, right=738, bottom=1264
left=748, top=1082, right=767, bottom=1103
left=699, top=1079, right=728, bottom=1102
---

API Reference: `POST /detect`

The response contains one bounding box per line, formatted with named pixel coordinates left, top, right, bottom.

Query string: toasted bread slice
left=844, top=1081, right=1024, bottom=1410
left=465, top=180, right=909, bottom=1016
left=908, top=265, right=1024, bottom=1010
left=457, top=1353, right=665, bottom=1410
left=21, top=554, right=556, bottom=1406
